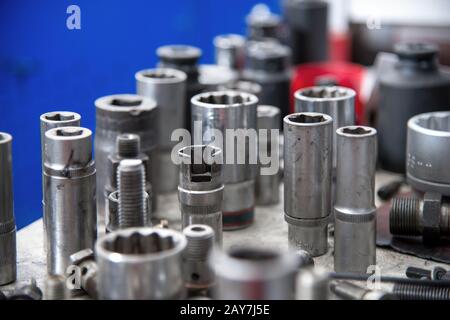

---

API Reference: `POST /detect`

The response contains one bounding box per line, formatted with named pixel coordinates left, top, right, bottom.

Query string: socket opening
left=110, top=98, right=143, bottom=107
left=142, top=70, right=176, bottom=79
left=45, top=113, right=76, bottom=121
left=191, top=226, right=206, bottom=233
left=103, top=231, right=176, bottom=255
left=289, top=114, right=325, bottom=124
left=55, top=128, right=84, bottom=137
left=198, top=92, right=250, bottom=105
left=229, top=248, right=278, bottom=261
left=342, top=127, right=371, bottom=135
left=300, top=87, right=352, bottom=99
left=416, top=113, right=450, bottom=132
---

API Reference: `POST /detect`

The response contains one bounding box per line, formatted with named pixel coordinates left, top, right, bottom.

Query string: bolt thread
left=116, top=134, right=140, bottom=158
left=389, top=197, right=421, bottom=236
left=183, top=226, right=214, bottom=261
left=117, top=160, right=146, bottom=229
left=393, top=283, right=450, bottom=300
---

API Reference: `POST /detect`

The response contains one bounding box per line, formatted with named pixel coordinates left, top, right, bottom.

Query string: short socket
left=96, top=227, right=187, bottom=300
left=95, top=94, right=158, bottom=220
left=334, top=126, right=377, bottom=274
left=218, top=80, right=262, bottom=100
left=296, top=268, right=330, bottom=300
left=43, top=127, right=97, bottom=275
left=246, top=6, right=281, bottom=41
left=294, top=86, right=356, bottom=170
left=407, top=112, right=450, bottom=196
left=211, top=247, right=299, bottom=300
left=256, top=105, right=281, bottom=206
left=182, top=224, right=215, bottom=293
left=191, top=91, right=258, bottom=230
left=136, top=68, right=187, bottom=193
left=178, top=145, right=224, bottom=245
left=284, top=113, right=333, bottom=256
left=0, top=132, right=17, bottom=285
left=214, top=34, right=246, bottom=72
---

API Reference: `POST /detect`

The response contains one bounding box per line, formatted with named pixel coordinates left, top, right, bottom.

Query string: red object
left=330, top=32, right=351, bottom=62
left=290, top=62, right=367, bottom=124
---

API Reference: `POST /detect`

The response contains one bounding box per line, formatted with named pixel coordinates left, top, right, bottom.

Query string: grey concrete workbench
left=2, top=170, right=449, bottom=295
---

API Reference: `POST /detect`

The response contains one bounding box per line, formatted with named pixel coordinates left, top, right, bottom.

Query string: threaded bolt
left=390, top=197, right=421, bottom=235
left=393, top=283, right=450, bottom=300
left=117, top=159, right=146, bottom=228
left=116, top=133, right=140, bottom=158
left=183, top=224, right=215, bottom=261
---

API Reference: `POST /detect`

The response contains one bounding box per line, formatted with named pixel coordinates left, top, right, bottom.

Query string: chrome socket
left=96, top=227, right=187, bottom=300
left=334, top=126, right=377, bottom=274
left=214, top=34, right=246, bottom=72
left=283, top=112, right=333, bottom=256
left=43, top=127, right=97, bottom=275
left=178, top=145, right=223, bottom=245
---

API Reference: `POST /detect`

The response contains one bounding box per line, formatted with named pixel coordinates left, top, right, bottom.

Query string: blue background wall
left=0, top=0, right=281, bottom=228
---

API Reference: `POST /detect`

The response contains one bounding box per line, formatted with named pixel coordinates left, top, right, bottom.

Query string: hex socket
left=96, top=227, right=187, bottom=300
left=334, top=126, right=377, bottom=274
left=294, top=86, right=356, bottom=170
left=191, top=91, right=258, bottom=230
left=284, top=112, right=333, bottom=256
left=178, top=145, right=223, bottom=245
left=214, top=34, right=246, bottom=71
left=0, top=132, right=16, bottom=285
left=136, top=68, right=187, bottom=193
left=43, top=127, right=97, bottom=275
left=211, top=246, right=299, bottom=300
left=95, top=94, right=158, bottom=220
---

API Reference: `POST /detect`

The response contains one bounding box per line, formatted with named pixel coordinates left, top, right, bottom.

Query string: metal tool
left=296, top=249, right=315, bottom=269
left=0, top=132, right=16, bottom=285
left=243, top=40, right=291, bottom=127
left=8, top=279, right=43, bottom=300
left=218, top=80, right=262, bottom=100
left=116, top=159, right=151, bottom=229
left=284, top=112, right=332, bottom=256
left=334, top=126, right=377, bottom=274
left=294, top=86, right=356, bottom=171
left=211, top=246, right=299, bottom=300
left=182, top=224, right=215, bottom=295
left=330, top=281, right=395, bottom=300
left=296, top=268, right=330, bottom=300
left=136, top=68, right=187, bottom=193
left=407, top=112, right=450, bottom=196
left=246, top=3, right=282, bottom=41
left=214, top=34, right=246, bottom=72
left=393, top=283, right=450, bottom=300
left=43, top=127, right=97, bottom=275
left=96, top=227, right=187, bottom=300
left=44, top=275, right=68, bottom=300
left=156, top=45, right=203, bottom=131
left=70, top=248, right=98, bottom=299
left=95, top=94, right=157, bottom=221
left=178, top=145, right=223, bottom=245
left=390, top=192, right=450, bottom=246
left=256, top=105, right=281, bottom=206
left=198, top=64, right=237, bottom=92
left=191, top=90, right=258, bottom=230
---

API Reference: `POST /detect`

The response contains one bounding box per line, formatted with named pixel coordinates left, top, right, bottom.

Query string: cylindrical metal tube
left=296, top=268, right=329, bottom=300
left=95, top=94, right=157, bottom=221
left=96, top=227, right=187, bottom=300
left=218, top=80, right=262, bottom=100
left=0, top=132, right=16, bottom=285
left=198, top=65, right=237, bottom=93
left=182, top=224, right=215, bottom=294
left=246, top=4, right=281, bottom=41
left=407, top=112, right=450, bottom=196
left=44, top=275, right=68, bottom=300
left=242, top=40, right=291, bottom=127
left=178, top=145, right=223, bottom=245
left=334, top=126, right=377, bottom=274
left=191, top=91, right=258, bottom=230
left=294, top=86, right=356, bottom=170
left=44, top=127, right=97, bottom=275
left=284, top=113, right=332, bottom=256
left=256, top=105, right=281, bottom=206
left=214, top=34, right=246, bottom=72
left=136, top=68, right=187, bottom=193
left=211, top=247, right=299, bottom=300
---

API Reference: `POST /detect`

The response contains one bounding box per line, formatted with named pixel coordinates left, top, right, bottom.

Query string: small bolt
left=405, top=266, right=431, bottom=280
left=44, top=275, right=68, bottom=300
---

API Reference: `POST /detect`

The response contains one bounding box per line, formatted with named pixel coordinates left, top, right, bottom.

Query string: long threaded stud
left=117, top=133, right=140, bottom=158
left=117, top=159, right=146, bottom=228
left=390, top=197, right=421, bottom=236
left=393, top=283, right=450, bottom=300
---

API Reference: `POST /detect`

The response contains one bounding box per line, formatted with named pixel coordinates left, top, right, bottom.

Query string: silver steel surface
left=296, top=268, right=329, bottom=300
left=95, top=94, right=157, bottom=220
left=96, top=227, right=187, bottom=300
left=44, top=275, right=68, bottom=300
left=214, top=34, right=246, bottom=71
left=407, top=112, right=450, bottom=196
left=294, top=86, right=356, bottom=170
left=43, top=127, right=97, bottom=275
left=218, top=80, right=262, bottom=100
left=178, top=145, right=223, bottom=245
left=334, top=126, right=377, bottom=274
left=283, top=112, right=332, bottom=256
left=198, top=65, right=237, bottom=92
left=0, top=132, right=16, bottom=285
left=211, top=246, right=299, bottom=300
left=136, top=68, right=187, bottom=193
